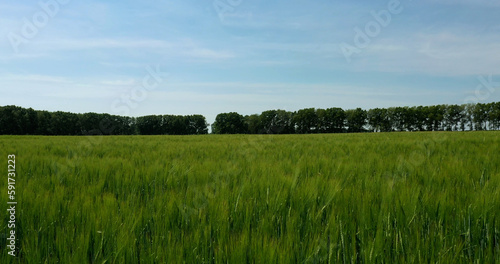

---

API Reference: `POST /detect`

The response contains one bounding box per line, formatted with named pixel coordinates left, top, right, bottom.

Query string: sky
left=1, top=0, right=499, bottom=126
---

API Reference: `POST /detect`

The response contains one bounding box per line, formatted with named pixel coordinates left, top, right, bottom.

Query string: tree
left=50, top=111, right=80, bottom=135
left=260, top=110, right=293, bottom=134
left=403, top=107, right=416, bottom=131
left=80, top=112, right=103, bottom=135
left=136, top=115, right=163, bottom=135
left=110, top=116, right=136, bottom=135
left=472, top=103, right=488, bottom=131
left=187, top=115, right=208, bottom=135
left=36, top=111, right=53, bottom=135
left=170, top=115, right=188, bottom=135
left=327, top=107, right=346, bottom=133
left=18, top=107, right=38, bottom=134
left=0, top=106, right=23, bottom=134
left=245, top=114, right=262, bottom=134
left=293, top=108, right=318, bottom=134
left=425, top=105, right=445, bottom=131
left=212, top=112, right=246, bottom=134
left=367, top=108, right=385, bottom=132
left=389, top=107, right=405, bottom=131
left=464, top=104, right=475, bottom=131
left=317, top=108, right=345, bottom=133
left=345, top=108, right=367, bottom=133
left=316, top=108, right=329, bottom=133
left=386, top=107, right=416, bottom=132
left=488, top=102, right=500, bottom=130
left=444, top=105, right=463, bottom=131
left=412, top=106, right=426, bottom=131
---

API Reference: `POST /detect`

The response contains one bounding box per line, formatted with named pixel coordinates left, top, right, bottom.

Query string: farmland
left=1, top=132, right=499, bottom=263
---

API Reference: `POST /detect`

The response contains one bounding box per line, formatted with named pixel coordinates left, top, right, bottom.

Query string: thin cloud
left=100, top=79, right=136, bottom=86
left=0, top=74, right=72, bottom=83
left=1, top=0, right=498, bottom=119
left=351, top=31, right=500, bottom=76
left=184, top=48, right=235, bottom=59
left=37, top=38, right=173, bottom=50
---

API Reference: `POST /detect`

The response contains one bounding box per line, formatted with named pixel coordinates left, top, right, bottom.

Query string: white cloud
left=0, top=74, right=134, bottom=100
left=100, top=79, right=136, bottom=86
left=352, top=31, right=500, bottom=76
left=15, top=37, right=237, bottom=61
left=38, top=38, right=172, bottom=50
left=185, top=48, right=235, bottom=59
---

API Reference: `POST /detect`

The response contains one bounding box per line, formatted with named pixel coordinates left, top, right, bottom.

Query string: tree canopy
left=0, top=106, right=208, bottom=135
left=1, top=102, right=500, bottom=135
left=213, top=102, right=500, bottom=134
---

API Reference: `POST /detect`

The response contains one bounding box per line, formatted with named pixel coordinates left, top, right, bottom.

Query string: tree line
left=0, top=105, right=208, bottom=135
left=212, top=102, right=500, bottom=134
left=2, top=102, right=500, bottom=135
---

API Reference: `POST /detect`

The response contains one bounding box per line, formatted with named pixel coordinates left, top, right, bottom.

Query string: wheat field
left=1, top=132, right=499, bottom=263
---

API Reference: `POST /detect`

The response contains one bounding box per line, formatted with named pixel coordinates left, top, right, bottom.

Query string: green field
left=1, top=132, right=500, bottom=263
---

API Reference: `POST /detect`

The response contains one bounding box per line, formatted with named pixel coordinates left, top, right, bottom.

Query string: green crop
left=1, top=132, right=499, bottom=263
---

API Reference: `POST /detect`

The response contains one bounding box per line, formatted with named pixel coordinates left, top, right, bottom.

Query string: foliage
left=216, top=102, right=500, bottom=134
left=2, top=102, right=500, bottom=135
left=0, top=106, right=208, bottom=136
left=345, top=108, right=367, bottom=133
left=212, top=112, right=246, bottom=134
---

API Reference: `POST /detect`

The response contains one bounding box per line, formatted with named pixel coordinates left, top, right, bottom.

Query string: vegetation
left=211, top=112, right=247, bottom=134
left=2, top=102, right=500, bottom=136
left=0, top=106, right=208, bottom=135
left=232, top=102, right=500, bottom=134
left=1, top=132, right=499, bottom=263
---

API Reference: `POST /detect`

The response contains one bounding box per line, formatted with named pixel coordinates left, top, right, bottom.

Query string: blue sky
left=1, top=0, right=499, bottom=125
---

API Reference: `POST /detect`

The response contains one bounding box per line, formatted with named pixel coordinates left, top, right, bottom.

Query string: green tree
left=212, top=112, right=246, bottom=134
left=345, top=108, right=367, bottom=133
left=412, top=106, right=427, bottom=131
left=488, top=102, right=500, bottom=130
left=367, top=108, right=385, bottom=132
left=444, top=105, right=464, bottom=131
left=316, top=108, right=328, bottom=133
left=35, top=111, right=53, bottom=135
left=260, top=110, right=293, bottom=134
left=187, top=115, right=208, bottom=135
left=388, top=107, right=406, bottom=131
left=50, top=111, right=80, bottom=135
left=245, top=114, right=262, bottom=134
left=136, top=115, right=163, bottom=135
left=109, top=116, right=136, bottom=135
left=293, top=108, right=318, bottom=134
left=464, top=104, right=475, bottom=130
left=472, top=103, right=488, bottom=130
left=80, top=112, right=103, bottom=135
left=425, top=105, right=445, bottom=131
left=326, top=107, right=346, bottom=133
left=0, top=105, right=25, bottom=134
